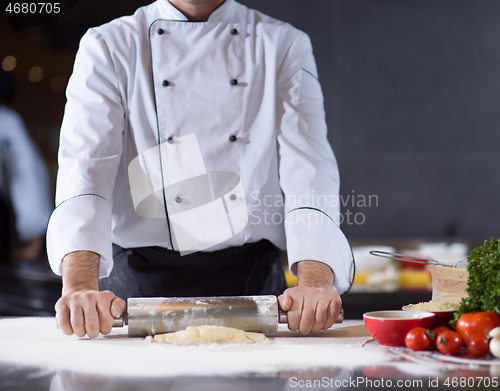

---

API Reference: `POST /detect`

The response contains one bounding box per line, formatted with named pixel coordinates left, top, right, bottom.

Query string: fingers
left=277, top=294, right=292, bottom=312
left=55, top=290, right=123, bottom=338
left=311, top=297, right=329, bottom=333
left=281, top=286, right=341, bottom=335
left=96, top=292, right=116, bottom=336
left=71, top=303, right=88, bottom=337
left=297, top=293, right=317, bottom=335
left=55, top=297, right=73, bottom=336
left=323, top=297, right=342, bottom=330
left=84, top=309, right=101, bottom=338
left=98, top=294, right=126, bottom=335
left=110, top=295, right=126, bottom=318
left=284, top=291, right=303, bottom=333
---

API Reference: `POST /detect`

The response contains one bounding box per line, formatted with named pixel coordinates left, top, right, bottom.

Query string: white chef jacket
left=47, top=0, right=355, bottom=293
left=0, top=105, right=53, bottom=243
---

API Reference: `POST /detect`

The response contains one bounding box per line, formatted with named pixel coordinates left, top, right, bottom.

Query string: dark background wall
left=2, top=0, right=499, bottom=240
left=243, top=0, right=500, bottom=240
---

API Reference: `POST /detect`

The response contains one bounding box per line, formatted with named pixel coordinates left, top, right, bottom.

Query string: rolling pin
left=112, top=295, right=344, bottom=337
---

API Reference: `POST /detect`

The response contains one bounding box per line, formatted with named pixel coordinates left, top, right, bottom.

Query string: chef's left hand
left=278, top=260, right=341, bottom=335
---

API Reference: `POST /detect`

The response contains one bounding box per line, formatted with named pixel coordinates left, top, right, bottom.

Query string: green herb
left=454, top=238, right=500, bottom=323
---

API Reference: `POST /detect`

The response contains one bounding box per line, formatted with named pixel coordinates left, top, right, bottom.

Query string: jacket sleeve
left=276, top=31, right=354, bottom=294
left=46, top=29, right=125, bottom=277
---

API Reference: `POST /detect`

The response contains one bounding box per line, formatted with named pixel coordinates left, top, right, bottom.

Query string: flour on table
left=151, top=325, right=267, bottom=345
left=0, top=318, right=392, bottom=377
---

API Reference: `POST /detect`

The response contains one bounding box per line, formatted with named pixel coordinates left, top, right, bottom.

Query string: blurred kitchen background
left=0, top=0, right=499, bottom=317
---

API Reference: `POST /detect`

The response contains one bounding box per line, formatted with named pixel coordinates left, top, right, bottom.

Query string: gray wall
left=242, top=0, right=500, bottom=239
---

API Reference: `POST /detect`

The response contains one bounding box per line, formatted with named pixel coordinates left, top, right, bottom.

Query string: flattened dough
left=152, top=325, right=267, bottom=345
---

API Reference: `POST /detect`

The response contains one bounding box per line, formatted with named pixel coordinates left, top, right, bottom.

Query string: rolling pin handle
left=278, top=309, right=288, bottom=324
left=113, top=318, right=124, bottom=327
left=336, top=306, right=344, bottom=323
left=112, top=313, right=128, bottom=327
left=57, top=315, right=127, bottom=329
left=277, top=307, right=344, bottom=324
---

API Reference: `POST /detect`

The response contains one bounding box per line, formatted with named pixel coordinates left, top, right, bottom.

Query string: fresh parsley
left=454, top=238, right=500, bottom=323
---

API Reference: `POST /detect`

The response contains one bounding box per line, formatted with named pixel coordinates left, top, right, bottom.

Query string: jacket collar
left=157, top=0, right=235, bottom=22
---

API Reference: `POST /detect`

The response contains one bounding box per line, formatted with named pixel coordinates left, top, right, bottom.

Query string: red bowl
left=363, top=310, right=435, bottom=347
left=402, top=307, right=456, bottom=328
left=430, top=311, right=456, bottom=328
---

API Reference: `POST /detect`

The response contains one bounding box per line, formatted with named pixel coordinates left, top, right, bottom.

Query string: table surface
left=1, top=317, right=499, bottom=391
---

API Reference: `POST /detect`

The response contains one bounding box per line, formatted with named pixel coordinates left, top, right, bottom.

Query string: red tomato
left=436, top=330, right=463, bottom=355
left=467, top=333, right=490, bottom=356
left=405, top=327, right=431, bottom=351
left=431, top=326, right=449, bottom=348
left=456, top=311, right=500, bottom=345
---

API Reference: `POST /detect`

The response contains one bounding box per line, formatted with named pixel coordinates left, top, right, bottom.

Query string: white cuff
left=285, top=208, right=354, bottom=294
left=46, top=194, right=113, bottom=277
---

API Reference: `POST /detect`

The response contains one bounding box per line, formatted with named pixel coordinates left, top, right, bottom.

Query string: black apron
left=99, top=240, right=287, bottom=300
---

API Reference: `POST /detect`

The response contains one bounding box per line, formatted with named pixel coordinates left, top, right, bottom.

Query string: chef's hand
left=278, top=260, right=341, bottom=335
left=55, top=290, right=126, bottom=339
left=54, top=251, right=126, bottom=339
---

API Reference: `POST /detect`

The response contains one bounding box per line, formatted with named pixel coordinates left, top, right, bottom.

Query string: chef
left=48, top=0, right=355, bottom=339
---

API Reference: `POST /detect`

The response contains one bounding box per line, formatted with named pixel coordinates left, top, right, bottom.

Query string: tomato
left=405, top=327, right=431, bottom=351
left=436, top=330, right=463, bottom=355
left=456, top=311, right=500, bottom=345
left=456, top=312, right=478, bottom=344
left=431, top=326, right=450, bottom=348
left=467, top=333, right=490, bottom=356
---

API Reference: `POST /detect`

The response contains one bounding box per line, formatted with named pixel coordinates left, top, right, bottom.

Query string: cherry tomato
left=431, top=326, right=450, bottom=348
left=436, top=330, right=463, bottom=355
left=467, top=333, right=490, bottom=356
left=456, top=311, right=500, bottom=345
left=405, top=327, right=431, bottom=351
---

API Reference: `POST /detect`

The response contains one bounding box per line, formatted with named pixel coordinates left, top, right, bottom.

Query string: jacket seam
left=55, top=193, right=108, bottom=209
left=287, top=206, right=333, bottom=222
left=301, top=67, right=319, bottom=82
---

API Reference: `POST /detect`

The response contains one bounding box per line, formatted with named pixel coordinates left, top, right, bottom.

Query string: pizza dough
left=151, top=325, right=267, bottom=345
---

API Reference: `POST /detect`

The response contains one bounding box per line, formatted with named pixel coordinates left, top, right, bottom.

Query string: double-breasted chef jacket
left=46, top=0, right=355, bottom=294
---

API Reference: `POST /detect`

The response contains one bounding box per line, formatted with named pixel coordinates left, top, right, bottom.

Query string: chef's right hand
left=55, top=290, right=126, bottom=339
